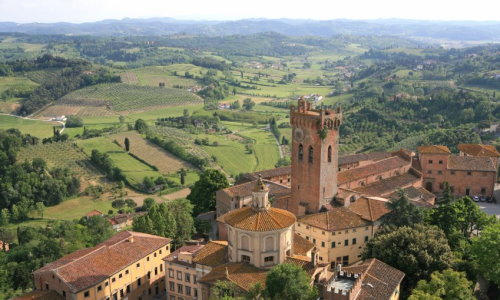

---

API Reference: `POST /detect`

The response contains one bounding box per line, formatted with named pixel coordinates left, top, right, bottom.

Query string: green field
left=18, top=141, right=101, bottom=178
left=0, top=115, right=62, bottom=138
left=0, top=76, right=38, bottom=94
left=77, top=136, right=162, bottom=185
left=59, top=83, right=203, bottom=112
left=121, top=66, right=198, bottom=87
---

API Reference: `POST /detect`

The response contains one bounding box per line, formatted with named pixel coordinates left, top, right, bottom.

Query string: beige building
left=32, top=231, right=171, bottom=300
left=295, top=197, right=390, bottom=267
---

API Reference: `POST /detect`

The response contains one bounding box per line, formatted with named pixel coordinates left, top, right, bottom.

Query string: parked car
left=473, top=196, right=480, bottom=202
left=479, top=196, right=487, bottom=202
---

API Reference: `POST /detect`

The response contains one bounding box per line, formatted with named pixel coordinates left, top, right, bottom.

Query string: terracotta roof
left=164, top=244, right=204, bottom=267
left=298, top=207, right=370, bottom=231
left=85, top=210, right=103, bottom=217
left=223, top=206, right=296, bottom=232
left=458, top=144, right=500, bottom=157
left=339, top=152, right=393, bottom=166
left=348, top=197, right=391, bottom=222
left=293, top=233, right=315, bottom=256
left=285, top=256, right=317, bottom=276
left=338, top=156, right=410, bottom=185
left=14, top=290, right=65, bottom=300
left=352, top=172, right=421, bottom=196
left=192, top=241, right=228, bottom=267
left=342, top=258, right=405, bottom=300
left=388, top=186, right=435, bottom=207
left=447, top=156, right=496, bottom=172
left=417, top=145, right=451, bottom=154
left=198, top=262, right=268, bottom=291
left=243, top=166, right=291, bottom=181
left=222, top=180, right=290, bottom=198
left=34, top=231, right=171, bottom=293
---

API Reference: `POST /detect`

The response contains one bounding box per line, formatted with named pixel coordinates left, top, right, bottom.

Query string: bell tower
left=290, top=98, right=342, bottom=215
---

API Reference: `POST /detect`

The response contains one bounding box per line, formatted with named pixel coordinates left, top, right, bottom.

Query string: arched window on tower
left=298, top=144, right=304, bottom=161
left=328, top=146, right=332, bottom=163
left=308, top=146, right=314, bottom=163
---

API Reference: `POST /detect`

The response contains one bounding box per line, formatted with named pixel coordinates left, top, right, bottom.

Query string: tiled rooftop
left=447, top=156, right=496, bottom=172
left=458, top=144, right=500, bottom=157
left=192, top=241, right=228, bottom=267
left=339, top=152, right=392, bottom=166
left=223, top=206, right=296, bottom=232
left=417, top=145, right=451, bottom=154
left=348, top=197, right=391, bottom=222
left=198, top=262, right=268, bottom=291
left=338, top=156, right=410, bottom=185
left=164, top=244, right=204, bottom=267
left=293, top=233, right=315, bottom=256
left=298, top=207, right=370, bottom=231
left=341, top=258, right=405, bottom=300
left=352, top=172, right=421, bottom=196
left=222, top=179, right=290, bottom=197
left=34, top=231, right=171, bottom=293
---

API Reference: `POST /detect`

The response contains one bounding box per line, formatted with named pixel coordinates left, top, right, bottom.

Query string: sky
left=0, top=0, right=499, bottom=23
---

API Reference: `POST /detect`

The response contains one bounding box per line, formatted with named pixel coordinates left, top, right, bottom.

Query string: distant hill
left=0, top=18, right=500, bottom=42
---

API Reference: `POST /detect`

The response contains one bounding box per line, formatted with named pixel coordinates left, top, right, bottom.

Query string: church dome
left=223, top=206, right=296, bottom=232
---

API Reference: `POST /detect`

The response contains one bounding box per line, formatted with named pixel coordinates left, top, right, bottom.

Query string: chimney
left=128, top=236, right=134, bottom=243
left=311, top=248, right=318, bottom=266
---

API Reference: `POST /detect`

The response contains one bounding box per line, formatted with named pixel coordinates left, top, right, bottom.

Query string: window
left=308, top=146, right=314, bottom=163
left=97, top=285, right=102, bottom=291
left=298, top=144, right=304, bottom=160
left=437, top=170, right=443, bottom=175
left=331, top=241, right=336, bottom=248
left=170, top=296, right=175, bottom=300
left=319, top=256, right=323, bottom=261
left=439, top=160, right=443, bottom=164
left=306, top=236, right=309, bottom=240
left=313, top=238, right=316, bottom=244
left=169, top=269, right=174, bottom=278
left=439, top=183, right=444, bottom=190
left=321, top=241, right=325, bottom=247
left=241, top=235, right=250, bottom=250
left=186, top=286, right=192, bottom=296
left=177, top=284, right=183, bottom=294
left=160, top=264, right=163, bottom=272
left=138, top=278, right=142, bottom=286
left=352, top=238, right=357, bottom=245
left=125, top=269, right=129, bottom=275
left=154, top=267, right=158, bottom=276
left=428, top=159, right=433, bottom=164
left=365, top=227, right=369, bottom=231
left=344, top=239, right=349, bottom=246
left=154, top=252, right=157, bottom=257
left=427, top=170, right=432, bottom=174
left=159, top=250, right=162, bottom=255
left=467, top=171, right=472, bottom=176
left=119, top=273, right=122, bottom=279
left=328, top=146, right=332, bottom=162
left=264, top=256, right=274, bottom=262
left=342, top=256, right=349, bottom=266
left=242, top=255, right=251, bottom=263
left=147, top=271, right=151, bottom=279
left=365, top=236, right=369, bottom=242
left=136, top=263, right=140, bottom=267
left=177, top=271, right=182, bottom=280
left=84, top=291, right=90, bottom=298
left=126, top=285, right=131, bottom=294
left=169, top=282, right=174, bottom=291
left=166, top=245, right=169, bottom=251
left=63, top=291, right=66, bottom=297
left=194, top=276, right=197, bottom=284
left=185, top=273, right=191, bottom=283
left=481, top=187, right=486, bottom=194
left=112, top=277, right=116, bottom=283
left=147, top=256, right=150, bottom=261
left=105, top=282, right=109, bottom=287
left=194, top=289, right=198, bottom=297
left=376, top=175, right=383, bottom=181
left=451, top=170, right=456, bottom=175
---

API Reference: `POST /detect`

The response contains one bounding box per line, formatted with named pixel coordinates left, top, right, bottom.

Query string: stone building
left=417, top=145, right=497, bottom=197
left=32, top=231, right=170, bottom=300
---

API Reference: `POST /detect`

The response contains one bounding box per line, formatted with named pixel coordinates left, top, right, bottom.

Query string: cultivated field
left=17, top=141, right=101, bottom=179
left=121, top=66, right=198, bottom=88
left=37, top=83, right=203, bottom=117
left=77, top=136, right=162, bottom=186
left=0, top=115, right=62, bottom=138
left=0, top=76, right=38, bottom=94
left=108, top=131, right=194, bottom=174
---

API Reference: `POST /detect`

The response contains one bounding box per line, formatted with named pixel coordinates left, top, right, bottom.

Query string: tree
left=470, top=222, right=500, bottom=285
left=382, top=189, right=424, bottom=227
left=124, top=137, right=130, bottom=152
left=134, top=119, right=148, bottom=134
left=133, top=202, right=177, bottom=238
left=265, top=263, right=317, bottom=300
left=0, top=208, right=10, bottom=226
left=65, top=115, right=84, bottom=128
left=142, top=198, right=156, bottom=211
left=409, top=269, right=475, bottom=300
left=35, top=202, right=45, bottom=219
left=210, top=280, right=243, bottom=300
left=437, top=182, right=454, bottom=205
left=119, top=115, right=125, bottom=124
left=243, top=98, right=255, bottom=111
left=179, top=168, right=187, bottom=185
left=168, top=198, right=195, bottom=247
left=362, top=224, right=455, bottom=290
left=187, top=169, right=229, bottom=214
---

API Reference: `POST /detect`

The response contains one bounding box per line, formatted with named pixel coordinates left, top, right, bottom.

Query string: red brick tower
left=290, top=98, right=342, bottom=215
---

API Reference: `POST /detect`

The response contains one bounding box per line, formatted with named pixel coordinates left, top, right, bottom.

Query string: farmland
left=42, top=83, right=203, bottom=116
left=17, top=141, right=101, bottom=179
left=0, top=76, right=38, bottom=94
left=121, top=66, right=198, bottom=88
left=0, top=114, right=61, bottom=138
left=77, top=136, right=162, bottom=186
left=108, top=131, right=194, bottom=174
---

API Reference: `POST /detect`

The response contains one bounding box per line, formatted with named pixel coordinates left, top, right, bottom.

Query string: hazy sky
left=0, top=0, right=499, bottom=23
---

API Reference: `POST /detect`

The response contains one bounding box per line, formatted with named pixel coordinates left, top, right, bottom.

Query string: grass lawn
left=43, top=196, right=114, bottom=221
left=0, top=115, right=62, bottom=138
left=77, top=136, right=162, bottom=186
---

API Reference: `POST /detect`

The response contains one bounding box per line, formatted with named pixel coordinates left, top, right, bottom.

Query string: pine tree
left=124, top=137, right=130, bottom=152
